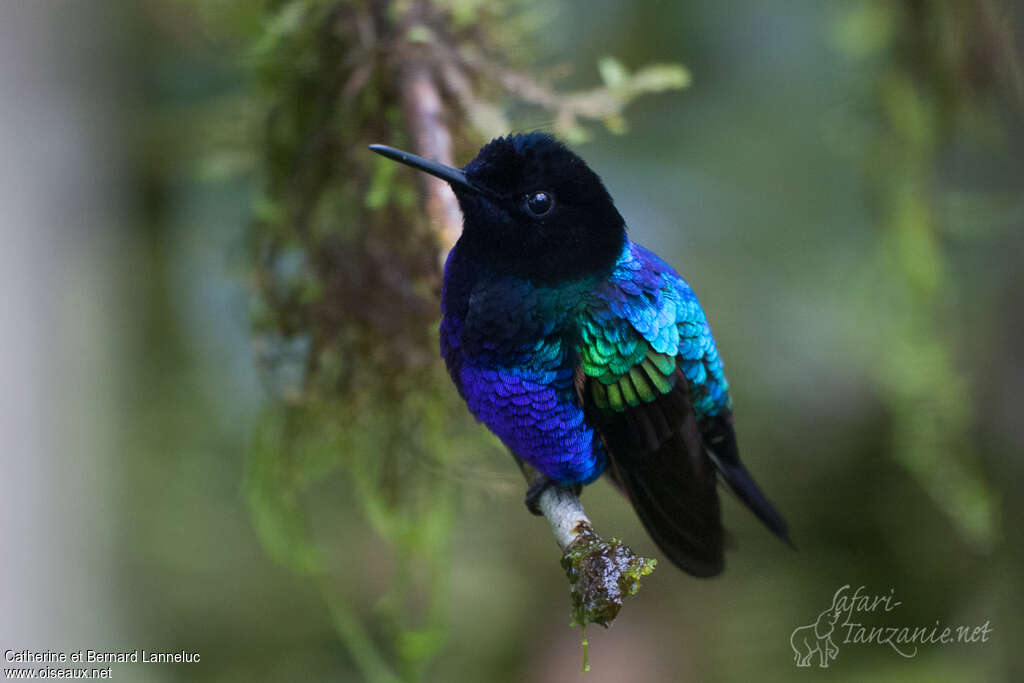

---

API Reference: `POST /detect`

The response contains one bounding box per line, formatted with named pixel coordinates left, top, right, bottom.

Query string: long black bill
left=368, top=144, right=490, bottom=197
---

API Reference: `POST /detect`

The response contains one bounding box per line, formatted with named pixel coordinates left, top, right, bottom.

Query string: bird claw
left=525, top=476, right=582, bottom=515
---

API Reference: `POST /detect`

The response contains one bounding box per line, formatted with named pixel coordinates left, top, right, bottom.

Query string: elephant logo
left=790, top=600, right=842, bottom=668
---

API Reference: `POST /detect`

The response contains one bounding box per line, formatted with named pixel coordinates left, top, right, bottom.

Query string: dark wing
left=576, top=243, right=788, bottom=576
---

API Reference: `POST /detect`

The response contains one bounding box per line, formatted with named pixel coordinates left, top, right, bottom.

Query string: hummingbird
left=369, top=133, right=789, bottom=576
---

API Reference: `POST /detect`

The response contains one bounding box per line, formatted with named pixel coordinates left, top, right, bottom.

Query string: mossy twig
left=521, top=462, right=656, bottom=636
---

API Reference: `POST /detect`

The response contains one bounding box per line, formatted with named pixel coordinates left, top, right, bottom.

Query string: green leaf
left=628, top=63, right=691, bottom=93
left=597, top=56, right=629, bottom=87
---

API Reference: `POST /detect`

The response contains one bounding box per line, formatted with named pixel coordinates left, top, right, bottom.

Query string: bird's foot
left=524, top=476, right=582, bottom=516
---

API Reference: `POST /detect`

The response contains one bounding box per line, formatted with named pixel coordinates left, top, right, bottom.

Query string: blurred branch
left=397, top=41, right=463, bottom=260
left=424, top=34, right=689, bottom=143
left=461, top=50, right=690, bottom=140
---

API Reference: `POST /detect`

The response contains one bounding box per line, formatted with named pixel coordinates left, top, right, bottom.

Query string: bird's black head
left=370, top=133, right=626, bottom=284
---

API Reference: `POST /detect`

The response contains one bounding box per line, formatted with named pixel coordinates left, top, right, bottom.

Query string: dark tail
left=603, top=401, right=726, bottom=577
left=592, top=371, right=790, bottom=576
left=701, top=414, right=791, bottom=545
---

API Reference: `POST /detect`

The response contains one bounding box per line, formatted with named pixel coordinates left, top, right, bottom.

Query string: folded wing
left=577, top=243, right=788, bottom=576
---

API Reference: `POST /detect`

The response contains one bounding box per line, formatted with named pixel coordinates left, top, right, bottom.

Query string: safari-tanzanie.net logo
left=789, top=584, right=992, bottom=668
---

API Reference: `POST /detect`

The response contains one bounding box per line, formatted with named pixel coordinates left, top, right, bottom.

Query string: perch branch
left=518, top=459, right=656, bottom=632
left=518, top=459, right=592, bottom=551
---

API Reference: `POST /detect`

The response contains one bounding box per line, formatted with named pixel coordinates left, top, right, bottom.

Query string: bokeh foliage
left=836, top=0, right=1019, bottom=550
left=112, top=0, right=1024, bottom=680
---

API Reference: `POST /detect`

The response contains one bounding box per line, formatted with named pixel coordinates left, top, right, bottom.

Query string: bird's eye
left=524, top=191, right=555, bottom=217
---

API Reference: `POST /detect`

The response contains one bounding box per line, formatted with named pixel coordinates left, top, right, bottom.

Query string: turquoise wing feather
left=578, top=242, right=731, bottom=422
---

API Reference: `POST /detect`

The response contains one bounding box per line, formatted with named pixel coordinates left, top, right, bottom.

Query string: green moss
left=560, top=525, right=657, bottom=669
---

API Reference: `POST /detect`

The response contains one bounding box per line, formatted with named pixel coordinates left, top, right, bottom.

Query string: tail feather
left=701, top=414, right=790, bottom=544
left=588, top=370, right=790, bottom=577
left=602, top=401, right=725, bottom=577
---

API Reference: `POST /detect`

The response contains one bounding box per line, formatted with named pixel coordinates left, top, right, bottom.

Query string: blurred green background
left=2, top=0, right=1022, bottom=681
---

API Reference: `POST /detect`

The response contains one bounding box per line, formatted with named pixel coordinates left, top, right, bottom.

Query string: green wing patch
left=587, top=346, right=677, bottom=413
